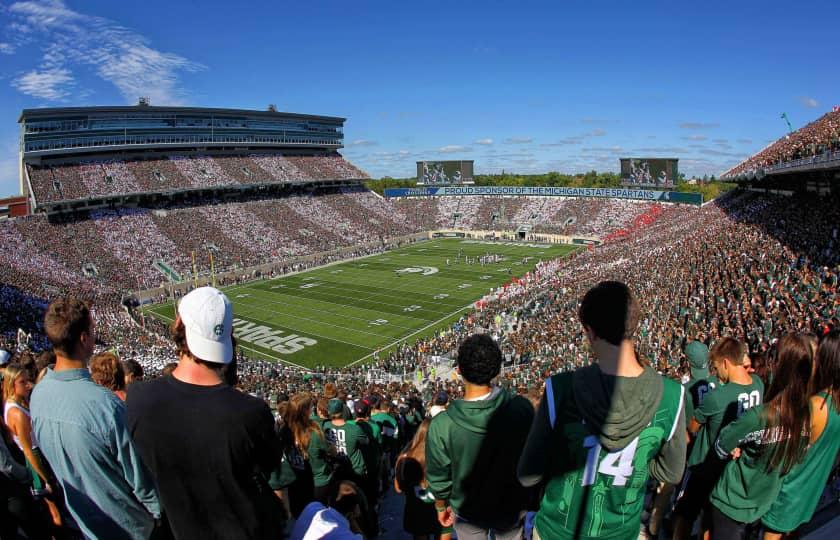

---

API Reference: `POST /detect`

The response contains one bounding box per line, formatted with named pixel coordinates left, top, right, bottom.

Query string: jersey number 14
left=582, top=435, right=639, bottom=487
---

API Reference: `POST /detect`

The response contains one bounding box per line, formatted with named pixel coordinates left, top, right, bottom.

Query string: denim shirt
left=31, top=367, right=160, bottom=540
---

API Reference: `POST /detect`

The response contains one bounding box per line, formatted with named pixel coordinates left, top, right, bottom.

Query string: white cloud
left=0, top=42, right=14, bottom=54
left=348, top=139, right=377, bottom=147
left=7, top=0, right=204, bottom=104
left=799, top=96, right=819, bottom=108
left=438, top=145, right=470, bottom=154
left=12, top=67, right=73, bottom=99
left=587, top=128, right=607, bottom=137
left=682, top=135, right=707, bottom=141
left=505, top=137, right=533, bottom=144
left=679, top=122, right=719, bottom=129
left=474, top=138, right=493, bottom=145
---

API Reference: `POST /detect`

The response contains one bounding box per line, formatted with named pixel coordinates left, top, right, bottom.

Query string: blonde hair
left=2, top=365, right=30, bottom=407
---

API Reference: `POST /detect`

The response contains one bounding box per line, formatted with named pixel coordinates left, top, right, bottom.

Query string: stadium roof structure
left=18, top=105, right=345, bottom=124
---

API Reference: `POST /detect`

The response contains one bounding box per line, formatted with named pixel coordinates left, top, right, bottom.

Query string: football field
left=144, top=239, right=579, bottom=369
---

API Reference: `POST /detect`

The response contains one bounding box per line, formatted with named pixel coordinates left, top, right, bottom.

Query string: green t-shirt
left=710, top=405, right=792, bottom=523
left=535, top=373, right=684, bottom=540
left=352, top=419, right=382, bottom=481
left=762, top=394, right=840, bottom=532
left=371, top=412, right=399, bottom=451
left=688, top=375, right=764, bottom=467
left=324, top=420, right=369, bottom=476
left=307, top=429, right=332, bottom=487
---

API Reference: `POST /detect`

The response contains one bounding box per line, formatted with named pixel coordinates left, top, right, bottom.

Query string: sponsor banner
left=432, top=231, right=466, bottom=238
left=384, top=186, right=702, bottom=205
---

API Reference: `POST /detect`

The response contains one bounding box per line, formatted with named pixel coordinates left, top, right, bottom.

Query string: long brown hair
left=763, top=334, right=812, bottom=474
left=286, top=392, right=322, bottom=458
left=811, top=330, right=840, bottom=409
left=403, top=418, right=432, bottom=473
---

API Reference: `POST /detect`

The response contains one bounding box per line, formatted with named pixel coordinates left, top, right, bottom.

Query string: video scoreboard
left=416, top=160, right=474, bottom=185
left=620, top=158, right=678, bottom=188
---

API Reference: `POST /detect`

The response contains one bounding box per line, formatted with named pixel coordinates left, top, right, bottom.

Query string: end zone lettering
left=232, top=318, right=317, bottom=354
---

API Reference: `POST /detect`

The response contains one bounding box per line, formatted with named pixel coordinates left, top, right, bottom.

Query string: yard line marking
left=242, top=289, right=423, bottom=330
left=345, top=302, right=475, bottom=367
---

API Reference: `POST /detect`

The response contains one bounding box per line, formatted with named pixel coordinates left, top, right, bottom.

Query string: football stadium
left=0, top=2, right=838, bottom=540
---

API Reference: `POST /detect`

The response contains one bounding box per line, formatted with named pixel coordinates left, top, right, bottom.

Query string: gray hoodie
left=518, top=363, right=686, bottom=487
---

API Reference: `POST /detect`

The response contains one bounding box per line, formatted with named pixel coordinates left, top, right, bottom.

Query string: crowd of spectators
left=391, top=195, right=659, bottom=237
left=26, top=153, right=370, bottom=203
left=724, top=108, right=840, bottom=177
left=2, top=183, right=840, bottom=537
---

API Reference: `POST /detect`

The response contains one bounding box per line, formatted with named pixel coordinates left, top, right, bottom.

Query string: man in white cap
left=127, top=287, right=285, bottom=539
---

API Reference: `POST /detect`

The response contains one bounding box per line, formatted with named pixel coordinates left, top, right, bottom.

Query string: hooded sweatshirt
left=518, top=364, right=686, bottom=540
left=425, top=388, right=534, bottom=529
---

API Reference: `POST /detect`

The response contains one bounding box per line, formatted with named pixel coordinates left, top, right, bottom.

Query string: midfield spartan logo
left=232, top=318, right=318, bottom=354
left=395, top=266, right=439, bottom=276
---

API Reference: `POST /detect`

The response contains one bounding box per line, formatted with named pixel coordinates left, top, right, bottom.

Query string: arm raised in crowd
left=517, top=388, right=552, bottom=487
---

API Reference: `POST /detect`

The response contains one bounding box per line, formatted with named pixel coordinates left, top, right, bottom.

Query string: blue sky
left=0, top=0, right=837, bottom=196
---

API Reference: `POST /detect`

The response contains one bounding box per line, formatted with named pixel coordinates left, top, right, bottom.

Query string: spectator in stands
left=324, top=398, right=369, bottom=482
left=291, top=480, right=366, bottom=540
left=0, top=349, right=10, bottom=382
left=673, top=337, right=765, bottom=540
left=127, top=287, right=285, bottom=539
left=429, top=391, right=449, bottom=418
left=31, top=297, right=160, bottom=539
left=0, top=410, right=49, bottom=540
left=90, top=351, right=127, bottom=401
left=518, top=281, right=686, bottom=540
left=122, top=358, right=144, bottom=386
left=395, top=418, right=451, bottom=540
left=761, top=330, right=840, bottom=538
left=161, top=362, right=177, bottom=377
left=351, top=398, right=382, bottom=504
left=3, top=362, right=65, bottom=533
left=281, top=392, right=333, bottom=516
left=709, top=334, right=814, bottom=540
left=426, top=334, right=534, bottom=539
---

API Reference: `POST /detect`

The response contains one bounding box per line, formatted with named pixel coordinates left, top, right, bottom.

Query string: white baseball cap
left=178, top=287, right=233, bottom=364
left=0, top=349, right=10, bottom=366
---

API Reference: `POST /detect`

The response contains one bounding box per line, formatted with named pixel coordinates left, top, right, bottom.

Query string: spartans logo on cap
left=214, top=324, right=224, bottom=337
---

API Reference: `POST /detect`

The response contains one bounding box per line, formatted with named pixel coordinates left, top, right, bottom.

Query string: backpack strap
left=663, top=379, right=686, bottom=442
left=546, top=377, right=558, bottom=429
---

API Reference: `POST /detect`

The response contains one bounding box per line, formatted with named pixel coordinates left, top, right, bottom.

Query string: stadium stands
left=4, top=137, right=840, bottom=538
left=723, top=108, right=840, bottom=178
left=25, top=153, right=369, bottom=204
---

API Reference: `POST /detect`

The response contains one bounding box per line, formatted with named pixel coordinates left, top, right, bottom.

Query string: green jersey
left=534, top=372, right=684, bottom=540
left=324, top=420, right=369, bottom=476
left=371, top=412, right=399, bottom=453
left=762, top=393, right=840, bottom=532
left=683, top=375, right=719, bottom=425
left=710, top=404, right=800, bottom=523
left=688, top=375, right=763, bottom=467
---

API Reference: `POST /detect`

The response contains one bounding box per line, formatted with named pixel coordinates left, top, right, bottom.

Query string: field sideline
left=143, top=239, right=579, bottom=369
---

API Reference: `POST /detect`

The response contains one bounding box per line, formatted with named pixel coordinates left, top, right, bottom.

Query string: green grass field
left=144, top=239, right=579, bottom=369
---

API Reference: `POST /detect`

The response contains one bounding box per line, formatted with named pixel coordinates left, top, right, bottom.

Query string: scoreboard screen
left=620, top=158, right=678, bottom=188
left=416, top=160, right=474, bottom=185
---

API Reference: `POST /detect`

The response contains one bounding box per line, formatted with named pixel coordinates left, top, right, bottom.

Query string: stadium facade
left=17, top=103, right=350, bottom=213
